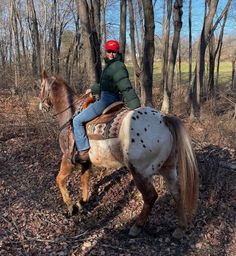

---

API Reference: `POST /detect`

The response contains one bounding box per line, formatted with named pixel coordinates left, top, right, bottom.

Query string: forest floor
left=0, top=89, right=236, bottom=256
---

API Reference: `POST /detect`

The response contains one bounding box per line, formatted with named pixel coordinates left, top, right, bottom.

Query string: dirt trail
left=0, top=92, right=236, bottom=255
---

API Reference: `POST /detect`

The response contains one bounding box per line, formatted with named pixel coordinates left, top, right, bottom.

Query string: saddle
left=85, top=101, right=130, bottom=140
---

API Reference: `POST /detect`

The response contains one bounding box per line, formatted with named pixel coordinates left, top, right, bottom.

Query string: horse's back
left=119, top=107, right=173, bottom=176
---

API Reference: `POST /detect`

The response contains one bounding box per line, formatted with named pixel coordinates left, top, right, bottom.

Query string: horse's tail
left=164, top=116, right=199, bottom=222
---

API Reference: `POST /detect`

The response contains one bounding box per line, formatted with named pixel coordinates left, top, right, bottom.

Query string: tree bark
left=161, top=0, right=172, bottom=94
left=190, top=0, right=219, bottom=117
left=76, top=0, right=101, bottom=85
left=161, top=0, right=183, bottom=113
left=119, top=0, right=126, bottom=61
left=27, top=0, right=41, bottom=77
left=10, top=0, right=21, bottom=92
left=128, top=0, right=141, bottom=93
left=188, top=0, right=192, bottom=90
left=140, top=0, right=154, bottom=106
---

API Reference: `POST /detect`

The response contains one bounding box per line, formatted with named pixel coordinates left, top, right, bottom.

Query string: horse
left=39, top=70, right=199, bottom=238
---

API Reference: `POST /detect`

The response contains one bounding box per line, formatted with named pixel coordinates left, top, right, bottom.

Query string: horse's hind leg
left=159, top=164, right=187, bottom=239
left=129, top=170, right=157, bottom=237
left=56, top=155, right=76, bottom=216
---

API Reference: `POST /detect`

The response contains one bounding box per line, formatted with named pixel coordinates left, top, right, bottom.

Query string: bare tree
left=190, top=0, right=231, bottom=117
left=188, top=0, right=192, bottom=89
left=101, top=0, right=107, bottom=49
left=161, top=0, right=183, bottom=113
left=10, top=0, right=21, bottom=91
left=161, top=0, right=172, bottom=93
left=119, top=0, right=127, bottom=61
left=128, top=0, right=141, bottom=93
left=76, top=0, right=101, bottom=85
left=27, top=0, right=41, bottom=77
left=140, top=0, right=155, bottom=106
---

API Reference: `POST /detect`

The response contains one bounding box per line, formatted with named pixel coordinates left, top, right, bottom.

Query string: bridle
left=40, top=77, right=91, bottom=132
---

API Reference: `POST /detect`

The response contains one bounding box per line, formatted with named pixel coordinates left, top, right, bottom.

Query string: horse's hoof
left=129, top=224, right=142, bottom=237
left=172, top=228, right=184, bottom=239
left=67, top=204, right=81, bottom=217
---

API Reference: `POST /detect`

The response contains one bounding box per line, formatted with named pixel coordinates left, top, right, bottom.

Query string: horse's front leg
left=76, top=162, right=91, bottom=207
left=56, top=155, right=77, bottom=216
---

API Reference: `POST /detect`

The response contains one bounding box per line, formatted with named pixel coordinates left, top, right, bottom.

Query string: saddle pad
left=86, top=108, right=130, bottom=140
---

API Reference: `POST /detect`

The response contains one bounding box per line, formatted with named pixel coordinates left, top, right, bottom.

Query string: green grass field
left=127, top=61, right=232, bottom=89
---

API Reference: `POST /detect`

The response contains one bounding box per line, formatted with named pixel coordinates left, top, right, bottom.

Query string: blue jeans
left=73, top=91, right=120, bottom=151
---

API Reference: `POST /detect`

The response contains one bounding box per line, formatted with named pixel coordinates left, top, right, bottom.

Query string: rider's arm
left=113, top=63, right=141, bottom=109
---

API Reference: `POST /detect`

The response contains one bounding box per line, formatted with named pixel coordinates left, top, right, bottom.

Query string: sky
left=153, top=0, right=236, bottom=40
left=106, top=0, right=236, bottom=42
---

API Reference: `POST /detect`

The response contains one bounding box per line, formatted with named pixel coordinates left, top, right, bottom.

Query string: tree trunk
left=101, top=0, right=107, bottom=50
left=128, top=0, right=141, bottom=94
left=207, top=34, right=215, bottom=98
left=190, top=0, right=231, bottom=117
left=76, top=0, right=101, bottom=85
left=27, top=0, right=41, bottom=77
left=10, top=0, right=21, bottom=92
left=137, top=0, right=144, bottom=64
left=190, top=0, right=219, bottom=117
left=232, top=60, right=236, bottom=90
left=161, top=0, right=172, bottom=94
left=140, top=0, right=154, bottom=106
left=120, top=0, right=126, bottom=62
left=161, top=0, right=183, bottom=113
left=188, top=0, right=192, bottom=90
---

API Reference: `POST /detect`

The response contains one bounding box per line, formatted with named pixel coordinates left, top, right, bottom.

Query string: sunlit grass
left=127, top=61, right=232, bottom=89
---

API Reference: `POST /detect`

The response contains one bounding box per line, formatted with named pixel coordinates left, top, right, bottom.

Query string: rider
left=72, top=39, right=141, bottom=164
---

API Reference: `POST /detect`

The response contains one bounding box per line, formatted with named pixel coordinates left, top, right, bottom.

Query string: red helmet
left=105, top=40, right=119, bottom=52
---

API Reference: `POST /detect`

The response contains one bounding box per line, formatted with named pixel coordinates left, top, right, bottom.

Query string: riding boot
left=72, top=149, right=90, bottom=164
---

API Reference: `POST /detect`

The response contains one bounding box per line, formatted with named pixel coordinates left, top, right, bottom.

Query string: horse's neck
left=53, top=90, right=78, bottom=127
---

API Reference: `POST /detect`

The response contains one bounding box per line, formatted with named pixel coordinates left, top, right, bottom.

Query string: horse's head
left=39, top=70, right=57, bottom=112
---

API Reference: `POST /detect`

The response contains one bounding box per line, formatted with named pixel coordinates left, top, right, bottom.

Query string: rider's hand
left=85, top=88, right=91, bottom=94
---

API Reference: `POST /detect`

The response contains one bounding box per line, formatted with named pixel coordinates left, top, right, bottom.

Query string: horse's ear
left=41, top=70, right=48, bottom=81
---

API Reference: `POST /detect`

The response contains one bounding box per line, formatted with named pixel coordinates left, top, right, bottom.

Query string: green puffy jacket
left=91, top=54, right=140, bottom=109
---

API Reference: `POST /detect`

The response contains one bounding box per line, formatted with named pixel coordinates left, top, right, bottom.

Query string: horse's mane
left=54, top=75, right=75, bottom=94
left=54, top=75, right=88, bottom=100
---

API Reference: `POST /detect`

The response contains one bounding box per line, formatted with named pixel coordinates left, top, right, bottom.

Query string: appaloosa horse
left=39, top=70, right=199, bottom=238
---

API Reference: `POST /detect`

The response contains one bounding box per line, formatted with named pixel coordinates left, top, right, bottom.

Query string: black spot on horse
left=131, top=138, right=135, bottom=143
left=132, top=117, right=136, bottom=120
left=143, top=144, right=146, bottom=148
left=141, top=139, right=144, bottom=143
left=160, top=121, right=162, bottom=124
left=144, top=112, right=147, bottom=114
left=138, top=111, right=143, bottom=115
left=144, top=128, right=147, bottom=132
left=157, top=139, right=159, bottom=143
left=152, top=165, right=154, bottom=171
left=137, top=133, right=140, bottom=136
left=136, top=115, right=140, bottom=119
